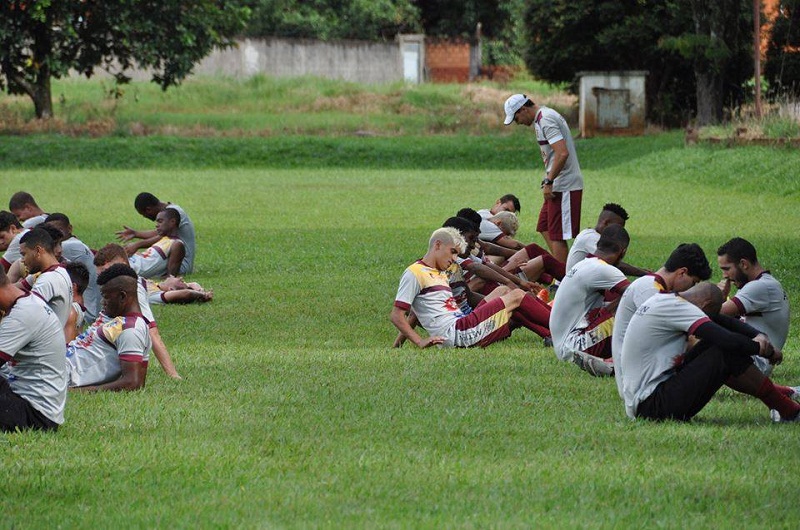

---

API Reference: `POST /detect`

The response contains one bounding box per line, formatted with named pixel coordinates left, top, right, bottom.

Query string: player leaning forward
left=391, top=227, right=536, bottom=348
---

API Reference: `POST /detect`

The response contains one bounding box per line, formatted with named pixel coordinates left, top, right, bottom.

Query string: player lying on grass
left=127, top=208, right=186, bottom=279
left=144, top=274, right=213, bottom=305
left=717, top=237, right=789, bottom=377
left=391, top=227, right=549, bottom=348
left=618, top=282, right=800, bottom=422
left=67, top=264, right=151, bottom=391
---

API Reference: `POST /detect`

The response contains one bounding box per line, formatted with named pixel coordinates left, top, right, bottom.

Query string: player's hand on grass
left=393, top=333, right=407, bottom=348
left=116, top=226, right=138, bottom=242
left=417, top=336, right=445, bottom=348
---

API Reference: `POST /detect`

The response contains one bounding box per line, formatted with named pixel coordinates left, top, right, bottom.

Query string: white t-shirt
left=550, top=257, right=628, bottom=361
left=533, top=106, right=583, bottom=192
left=22, top=214, right=48, bottom=229
left=66, top=313, right=152, bottom=387
left=394, top=260, right=462, bottom=346
left=565, top=228, right=600, bottom=270
left=0, top=293, right=67, bottom=424
left=731, top=272, right=789, bottom=350
left=23, top=265, right=74, bottom=327
left=619, top=294, right=710, bottom=419
left=612, top=274, right=667, bottom=397
left=477, top=209, right=504, bottom=242
left=61, top=236, right=100, bottom=324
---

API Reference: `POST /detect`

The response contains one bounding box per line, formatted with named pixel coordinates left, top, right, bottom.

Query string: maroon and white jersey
left=0, top=293, right=67, bottom=424
left=565, top=228, right=600, bottom=270
left=732, top=272, right=789, bottom=350
left=619, top=294, right=710, bottom=419
left=534, top=106, right=583, bottom=192
left=128, top=236, right=180, bottom=279
left=612, top=274, right=667, bottom=397
left=66, top=313, right=151, bottom=387
left=550, top=257, right=628, bottom=361
left=22, top=265, right=73, bottom=328
left=394, top=260, right=463, bottom=346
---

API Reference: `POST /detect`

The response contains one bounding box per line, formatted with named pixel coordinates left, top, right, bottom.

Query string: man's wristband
left=541, top=178, right=554, bottom=187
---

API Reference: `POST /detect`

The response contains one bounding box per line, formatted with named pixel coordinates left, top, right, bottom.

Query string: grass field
left=1, top=79, right=800, bottom=527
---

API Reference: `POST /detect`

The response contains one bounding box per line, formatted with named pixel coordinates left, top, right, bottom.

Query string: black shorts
left=0, top=376, right=58, bottom=433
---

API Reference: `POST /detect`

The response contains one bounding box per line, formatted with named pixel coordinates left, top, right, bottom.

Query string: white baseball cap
left=503, top=94, right=529, bottom=125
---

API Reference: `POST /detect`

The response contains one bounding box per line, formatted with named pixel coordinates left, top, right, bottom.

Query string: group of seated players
left=391, top=194, right=798, bottom=424
left=0, top=191, right=212, bottom=432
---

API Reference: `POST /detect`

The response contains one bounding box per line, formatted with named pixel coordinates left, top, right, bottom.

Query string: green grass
left=0, top=75, right=570, bottom=135
left=0, top=129, right=799, bottom=527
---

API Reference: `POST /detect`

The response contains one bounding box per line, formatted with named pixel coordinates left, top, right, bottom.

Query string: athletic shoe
left=543, top=337, right=553, bottom=348
left=770, top=409, right=800, bottom=423
left=572, top=351, right=614, bottom=377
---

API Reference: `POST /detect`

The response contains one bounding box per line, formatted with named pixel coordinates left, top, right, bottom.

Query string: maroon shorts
left=565, top=306, right=615, bottom=359
left=536, top=189, right=582, bottom=241
left=454, top=297, right=512, bottom=348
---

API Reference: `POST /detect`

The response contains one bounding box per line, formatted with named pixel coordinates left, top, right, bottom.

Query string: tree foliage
left=522, top=0, right=753, bottom=126
left=765, top=0, right=800, bottom=96
left=0, top=0, right=250, bottom=119
left=244, top=0, right=421, bottom=40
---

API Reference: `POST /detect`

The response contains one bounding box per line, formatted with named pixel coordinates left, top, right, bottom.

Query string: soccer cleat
left=572, top=351, right=614, bottom=377
left=770, top=408, right=800, bottom=423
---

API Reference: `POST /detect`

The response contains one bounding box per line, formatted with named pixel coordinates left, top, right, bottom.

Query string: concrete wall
left=192, top=38, right=403, bottom=84
left=578, top=71, right=647, bottom=137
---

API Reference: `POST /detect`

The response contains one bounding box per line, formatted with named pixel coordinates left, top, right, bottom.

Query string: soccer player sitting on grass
left=391, top=227, right=545, bottom=348
left=618, top=282, right=800, bottom=422
left=67, top=264, right=151, bottom=391
left=717, top=237, right=790, bottom=377
left=18, top=228, right=73, bottom=328
left=94, top=244, right=181, bottom=380
left=117, top=192, right=196, bottom=274
left=0, top=265, right=67, bottom=432
left=65, top=261, right=90, bottom=343
left=44, top=213, right=101, bottom=324
left=8, top=191, right=48, bottom=229
left=611, top=243, right=712, bottom=392
left=0, top=211, right=28, bottom=272
left=549, top=225, right=631, bottom=376
left=392, top=219, right=552, bottom=347
left=565, top=202, right=650, bottom=276
left=128, top=208, right=185, bottom=279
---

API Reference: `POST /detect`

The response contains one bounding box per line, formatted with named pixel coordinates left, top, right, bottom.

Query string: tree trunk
left=32, top=70, right=53, bottom=119
left=695, top=68, right=723, bottom=125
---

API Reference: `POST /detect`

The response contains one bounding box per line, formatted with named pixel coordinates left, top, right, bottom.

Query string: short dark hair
left=20, top=227, right=55, bottom=253
left=94, top=243, right=128, bottom=267
left=499, top=194, right=521, bottom=213
left=134, top=192, right=159, bottom=211
left=596, top=224, right=630, bottom=253
left=0, top=211, right=22, bottom=231
left=66, top=261, right=90, bottom=295
left=601, top=203, right=629, bottom=222
left=9, top=191, right=37, bottom=210
left=161, top=207, right=181, bottom=223
left=44, top=212, right=70, bottom=225
left=97, top=263, right=138, bottom=286
left=522, top=97, right=534, bottom=108
left=717, top=237, right=758, bottom=264
left=443, top=216, right=478, bottom=235
left=664, top=243, right=712, bottom=280
left=38, top=224, right=64, bottom=244
left=456, top=208, right=482, bottom=230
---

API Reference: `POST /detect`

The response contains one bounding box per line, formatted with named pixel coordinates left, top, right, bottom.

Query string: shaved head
left=680, top=282, right=724, bottom=317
